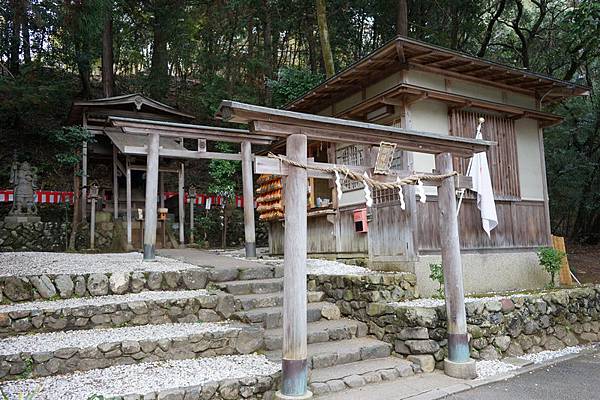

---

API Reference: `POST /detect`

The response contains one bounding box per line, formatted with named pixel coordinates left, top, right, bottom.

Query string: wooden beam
left=122, top=146, right=243, bottom=161
left=281, top=134, right=309, bottom=397
left=126, top=157, right=132, bottom=248
left=436, top=152, right=476, bottom=379
left=241, top=141, right=256, bottom=258
left=143, top=132, right=160, bottom=261
left=82, top=112, right=88, bottom=222
left=120, top=126, right=273, bottom=145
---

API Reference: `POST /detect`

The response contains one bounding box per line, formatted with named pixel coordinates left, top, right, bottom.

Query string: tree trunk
left=68, top=166, right=81, bottom=251
left=102, top=10, right=114, bottom=98
left=77, top=58, right=92, bottom=99
left=477, top=0, right=506, bottom=57
left=262, top=0, right=273, bottom=105
left=149, top=2, right=169, bottom=99
left=315, top=0, right=335, bottom=78
left=21, top=0, right=31, bottom=64
left=9, top=0, right=22, bottom=74
left=397, top=0, right=408, bottom=36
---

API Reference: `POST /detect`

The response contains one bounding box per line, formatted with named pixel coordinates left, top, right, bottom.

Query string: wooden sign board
left=374, top=142, right=397, bottom=175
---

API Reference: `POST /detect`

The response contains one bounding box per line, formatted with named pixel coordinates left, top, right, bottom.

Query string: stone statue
left=5, top=161, right=41, bottom=223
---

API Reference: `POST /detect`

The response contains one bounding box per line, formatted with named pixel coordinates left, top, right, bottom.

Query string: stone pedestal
left=444, top=358, right=477, bottom=379
left=4, top=215, right=41, bottom=224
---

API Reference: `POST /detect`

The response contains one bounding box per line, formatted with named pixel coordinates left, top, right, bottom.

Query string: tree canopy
left=1, top=0, right=599, bottom=241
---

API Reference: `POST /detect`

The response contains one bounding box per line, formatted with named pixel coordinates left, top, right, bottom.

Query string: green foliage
left=537, top=247, right=566, bottom=288
left=207, top=142, right=240, bottom=197
left=429, top=263, right=444, bottom=298
left=267, top=68, right=324, bottom=108
left=45, top=126, right=94, bottom=168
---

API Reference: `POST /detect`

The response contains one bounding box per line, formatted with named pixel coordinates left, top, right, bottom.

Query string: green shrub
left=429, top=263, right=445, bottom=298
left=537, top=247, right=566, bottom=288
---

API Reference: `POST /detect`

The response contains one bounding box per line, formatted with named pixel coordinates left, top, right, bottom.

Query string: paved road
left=447, top=350, right=600, bottom=400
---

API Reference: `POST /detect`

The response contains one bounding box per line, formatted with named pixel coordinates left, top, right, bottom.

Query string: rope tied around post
left=267, top=152, right=459, bottom=191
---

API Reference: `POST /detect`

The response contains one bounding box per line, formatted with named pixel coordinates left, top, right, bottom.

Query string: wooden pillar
left=90, top=196, right=96, bottom=249
left=241, top=141, right=256, bottom=258
left=81, top=113, right=88, bottom=222
left=113, top=146, right=119, bottom=220
left=178, top=162, right=185, bottom=247
left=143, top=133, right=160, bottom=261
left=435, top=152, right=476, bottom=379
left=278, top=134, right=311, bottom=399
left=159, top=172, right=165, bottom=209
left=126, top=157, right=132, bottom=249
left=189, top=195, right=195, bottom=244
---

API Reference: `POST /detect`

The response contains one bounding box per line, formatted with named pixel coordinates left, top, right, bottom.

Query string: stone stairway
left=0, top=255, right=280, bottom=399
left=203, top=256, right=420, bottom=397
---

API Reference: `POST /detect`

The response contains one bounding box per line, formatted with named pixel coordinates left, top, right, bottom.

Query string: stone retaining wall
left=308, top=272, right=418, bottom=318
left=0, top=222, right=67, bottom=252
left=0, top=292, right=235, bottom=338
left=363, top=286, right=600, bottom=369
left=0, top=326, right=264, bottom=381
left=0, top=269, right=209, bottom=304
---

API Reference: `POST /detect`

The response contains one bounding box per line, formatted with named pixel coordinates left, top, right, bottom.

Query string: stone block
left=405, top=340, right=440, bottom=354
left=407, top=355, right=435, bottom=373
left=398, top=327, right=429, bottom=340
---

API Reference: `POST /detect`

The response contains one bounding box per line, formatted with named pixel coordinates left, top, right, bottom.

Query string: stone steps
left=0, top=322, right=264, bottom=381
left=215, top=277, right=283, bottom=295
left=0, top=290, right=234, bottom=338
left=233, top=301, right=329, bottom=329
left=0, top=354, right=281, bottom=400
left=265, top=337, right=392, bottom=369
left=264, top=318, right=367, bottom=351
left=234, top=291, right=324, bottom=311
left=309, top=356, right=416, bottom=396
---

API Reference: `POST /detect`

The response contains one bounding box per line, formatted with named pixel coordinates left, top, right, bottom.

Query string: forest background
left=1, top=0, right=599, bottom=246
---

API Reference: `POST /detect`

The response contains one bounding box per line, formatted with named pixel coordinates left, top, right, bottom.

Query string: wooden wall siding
left=369, top=201, right=414, bottom=260
left=417, top=198, right=549, bottom=251
left=267, top=210, right=367, bottom=255
left=450, top=110, right=520, bottom=198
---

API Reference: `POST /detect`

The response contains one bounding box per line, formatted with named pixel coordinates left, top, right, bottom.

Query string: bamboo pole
left=277, top=134, right=311, bottom=399
left=143, top=133, right=160, bottom=261
left=435, top=152, right=476, bottom=379
left=241, top=141, right=256, bottom=257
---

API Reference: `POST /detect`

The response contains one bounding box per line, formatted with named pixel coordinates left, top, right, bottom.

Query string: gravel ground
left=0, top=252, right=200, bottom=277
left=390, top=294, right=532, bottom=308
left=0, top=289, right=209, bottom=313
left=0, top=354, right=281, bottom=399
left=519, top=345, right=590, bottom=364
left=476, top=360, right=519, bottom=379
left=0, top=322, right=238, bottom=355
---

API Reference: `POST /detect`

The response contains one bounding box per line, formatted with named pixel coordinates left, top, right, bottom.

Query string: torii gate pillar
left=435, top=152, right=476, bottom=379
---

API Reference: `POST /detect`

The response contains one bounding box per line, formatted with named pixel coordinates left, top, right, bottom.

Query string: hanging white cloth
left=468, top=121, right=498, bottom=237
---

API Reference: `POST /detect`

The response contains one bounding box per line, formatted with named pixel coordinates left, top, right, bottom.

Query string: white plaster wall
left=366, top=72, right=401, bottom=98
left=515, top=118, right=544, bottom=201
left=408, top=99, right=450, bottom=195
left=405, top=70, right=446, bottom=91
left=415, top=251, right=549, bottom=297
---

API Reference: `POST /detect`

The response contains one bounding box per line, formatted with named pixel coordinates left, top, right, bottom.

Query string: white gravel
left=391, top=294, right=532, bottom=308
left=0, top=322, right=238, bottom=356
left=306, top=259, right=371, bottom=276
left=0, top=289, right=209, bottom=314
left=519, top=345, right=588, bottom=364
left=476, top=359, right=519, bottom=379
left=0, top=252, right=200, bottom=277
left=0, top=354, right=281, bottom=399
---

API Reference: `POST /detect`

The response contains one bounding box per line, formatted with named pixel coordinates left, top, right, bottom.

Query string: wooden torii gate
left=216, top=101, right=494, bottom=399
left=108, top=116, right=277, bottom=259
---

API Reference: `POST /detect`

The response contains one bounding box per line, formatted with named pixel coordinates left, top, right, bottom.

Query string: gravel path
left=0, top=322, right=238, bottom=355
left=390, top=293, right=532, bottom=308
left=0, top=354, right=281, bottom=399
left=0, top=252, right=200, bottom=277
left=0, top=289, right=209, bottom=313
left=519, top=345, right=589, bottom=364
left=475, top=360, right=519, bottom=379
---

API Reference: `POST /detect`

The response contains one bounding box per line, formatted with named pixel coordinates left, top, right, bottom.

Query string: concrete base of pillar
left=245, top=242, right=257, bottom=258
left=275, top=390, right=313, bottom=400
left=143, top=244, right=156, bottom=262
left=444, top=358, right=477, bottom=379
